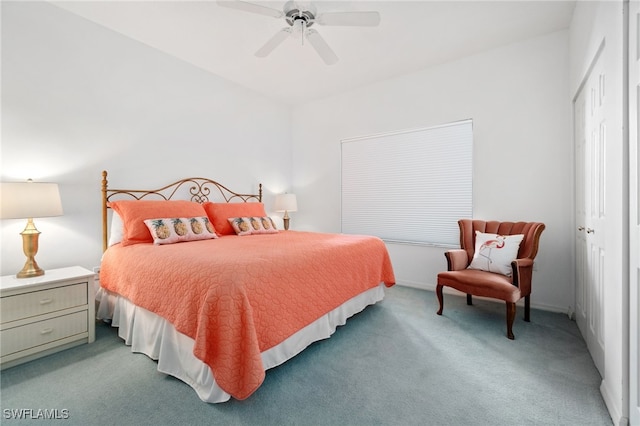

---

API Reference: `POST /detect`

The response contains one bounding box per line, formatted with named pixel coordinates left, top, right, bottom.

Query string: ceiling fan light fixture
left=291, top=19, right=307, bottom=45
left=284, top=1, right=316, bottom=27
left=219, top=0, right=381, bottom=65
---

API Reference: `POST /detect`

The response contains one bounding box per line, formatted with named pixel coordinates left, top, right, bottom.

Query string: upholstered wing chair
left=436, top=220, right=545, bottom=339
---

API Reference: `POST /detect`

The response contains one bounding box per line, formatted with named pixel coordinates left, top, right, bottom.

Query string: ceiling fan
left=217, top=1, right=380, bottom=65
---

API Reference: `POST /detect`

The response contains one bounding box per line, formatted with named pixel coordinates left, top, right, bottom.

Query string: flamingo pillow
left=467, top=231, right=524, bottom=277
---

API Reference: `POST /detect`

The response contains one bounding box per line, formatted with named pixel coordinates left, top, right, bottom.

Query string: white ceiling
left=51, top=0, right=576, bottom=105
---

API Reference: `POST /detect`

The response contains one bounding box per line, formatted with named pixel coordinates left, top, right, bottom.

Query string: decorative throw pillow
left=254, top=216, right=278, bottom=234
left=228, top=217, right=253, bottom=236
left=110, top=200, right=209, bottom=246
left=467, top=231, right=524, bottom=276
left=203, top=202, right=267, bottom=236
left=144, top=216, right=218, bottom=245
left=228, top=216, right=278, bottom=236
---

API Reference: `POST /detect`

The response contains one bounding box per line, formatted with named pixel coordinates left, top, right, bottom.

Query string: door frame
left=628, top=1, right=639, bottom=424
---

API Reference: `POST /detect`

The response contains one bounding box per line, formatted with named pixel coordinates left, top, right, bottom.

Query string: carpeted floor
left=0, top=286, right=612, bottom=425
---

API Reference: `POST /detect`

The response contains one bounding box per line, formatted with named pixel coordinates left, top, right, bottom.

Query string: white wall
left=0, top=2, right=292, bottom=276
left=291, top=30, right=573, bottom=313
left=569, top=1, right=627, bottom=424
left=0, top=2, right=579, bottom=315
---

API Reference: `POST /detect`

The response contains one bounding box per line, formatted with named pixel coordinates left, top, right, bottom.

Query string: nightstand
left=0, top=266, right=95, bottom=369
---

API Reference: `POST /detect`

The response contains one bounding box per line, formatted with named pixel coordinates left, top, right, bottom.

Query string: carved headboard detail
left=101, top=170, right=262, bottom=251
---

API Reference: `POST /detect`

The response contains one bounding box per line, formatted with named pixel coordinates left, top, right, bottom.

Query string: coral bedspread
left=100, top=231, right=395, bottom=400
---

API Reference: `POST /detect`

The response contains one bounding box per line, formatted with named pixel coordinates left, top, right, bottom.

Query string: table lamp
left=274, top=193, right=297, bottom=231
left=1, top=180, right=64, bottom=278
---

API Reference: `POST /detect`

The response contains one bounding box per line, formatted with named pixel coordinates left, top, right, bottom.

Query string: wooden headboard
left=101, top=170, right=262, bottom=252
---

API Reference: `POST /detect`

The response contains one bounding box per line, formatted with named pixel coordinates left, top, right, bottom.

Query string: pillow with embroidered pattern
left=110, top=200, right=208, bottom=246
left=144, top=216, right=218, bottom=245
left=203, top=202, right=267, bottom=236
left=228, top=216, right=278, bottom=236
left=467, top=231, right=524, bottom=276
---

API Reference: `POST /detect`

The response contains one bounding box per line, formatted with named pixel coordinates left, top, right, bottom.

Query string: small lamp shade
left=274, top=193, right=297, bottom=231
left=274, top=193, right=297, bottom=213
left=1, top=182, right=63, bottom=219
left=0, top=180, right=63, bottom=278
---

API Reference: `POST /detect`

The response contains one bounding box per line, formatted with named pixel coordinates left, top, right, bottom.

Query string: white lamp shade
left=0, top=182, right=64, bottom=219
left=274, top=193, right=297, bottom=212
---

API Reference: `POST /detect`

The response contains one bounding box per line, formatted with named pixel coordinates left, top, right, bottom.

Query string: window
left=341, top=120, right=473, bottom=246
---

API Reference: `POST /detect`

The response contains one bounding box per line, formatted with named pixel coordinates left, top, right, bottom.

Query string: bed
left=97, top=170, right=395, bottom=402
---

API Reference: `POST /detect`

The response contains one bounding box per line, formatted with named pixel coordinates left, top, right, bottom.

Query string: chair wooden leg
left=466, top=294, right=472, bottom=305
left=506, top=302, right=516, bottom=340
left=436, top=285, right=444, bottom=315
left=524, top=296, right=530, bottom=322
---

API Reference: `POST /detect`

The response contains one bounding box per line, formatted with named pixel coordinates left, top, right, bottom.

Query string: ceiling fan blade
left=306, top=29, right=338, bottom=65
left=317, top=11, right=380, bottom=27
left=255, top=28, right=291, bottom=57
left=217, top=1, right=283, bottom=19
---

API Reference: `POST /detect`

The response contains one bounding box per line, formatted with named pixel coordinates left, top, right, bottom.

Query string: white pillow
left=467, top=231, right=524, bottom=276
left=108, top=211, right=124, bottom=246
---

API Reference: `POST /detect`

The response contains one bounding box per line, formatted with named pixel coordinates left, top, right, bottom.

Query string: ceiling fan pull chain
left=302, top=20, right=306, bottom=45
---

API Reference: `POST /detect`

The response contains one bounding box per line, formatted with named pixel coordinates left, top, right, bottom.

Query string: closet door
left=574, top=47, right=606, bottom=377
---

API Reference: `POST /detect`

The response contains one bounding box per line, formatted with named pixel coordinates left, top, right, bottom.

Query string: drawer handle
left=40, top=328, right=54, bottom=335
left=39, top=298, right=53, bottom=305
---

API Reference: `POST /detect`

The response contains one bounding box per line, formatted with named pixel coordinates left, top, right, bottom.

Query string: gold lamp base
left=17, top=218, right=44, bottom=278
left=283, top=211, right=291, bottom=231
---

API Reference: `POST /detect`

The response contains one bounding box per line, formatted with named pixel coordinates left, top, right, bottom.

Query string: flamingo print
left=478, top=235, right=506, bottom=272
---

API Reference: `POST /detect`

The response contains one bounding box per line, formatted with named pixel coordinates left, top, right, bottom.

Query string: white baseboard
left=600, top=379, right=628, bottom=426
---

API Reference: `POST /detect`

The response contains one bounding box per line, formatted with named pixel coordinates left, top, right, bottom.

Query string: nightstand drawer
left=0, top=283, right=87, bottom=324
left=0, top=311, right=88, bottom=357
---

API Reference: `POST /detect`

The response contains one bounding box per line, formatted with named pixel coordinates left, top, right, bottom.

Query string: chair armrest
left=444, top=249, right=469, bottom=271
left=512, top=258, right=533, bottom=269
left=511, top=258, right=534, bottom=295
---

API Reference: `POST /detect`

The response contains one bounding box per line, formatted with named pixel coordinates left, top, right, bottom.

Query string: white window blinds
left=341, top=120, right=473, bottom=246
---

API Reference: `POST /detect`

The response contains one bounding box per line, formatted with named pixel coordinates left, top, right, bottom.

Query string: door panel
left=575, top=49, right=606, bottom=377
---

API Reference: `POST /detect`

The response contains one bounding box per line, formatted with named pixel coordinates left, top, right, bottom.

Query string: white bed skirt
left=95, top=284, right=386, bottom=403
